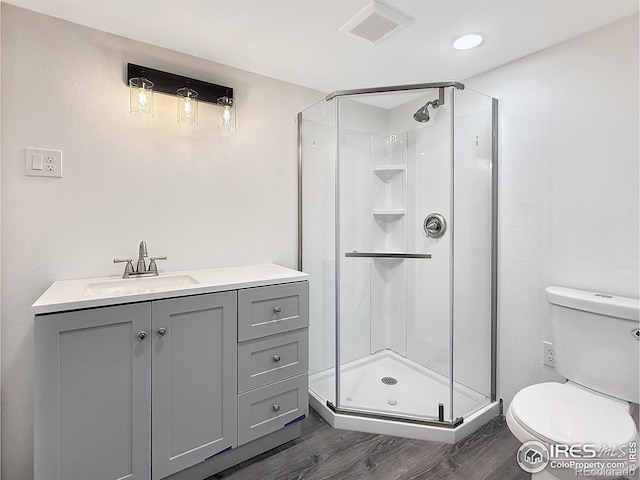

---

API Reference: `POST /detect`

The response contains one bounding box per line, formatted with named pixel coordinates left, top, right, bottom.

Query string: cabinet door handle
left=157, top=328, right=166, bottom=337
left=273, top=354, right=281, bottom=362
left=137, top=331, right=147, bottom=341
left=272, top=403, right=280, bottom=412
left=273, top=306, right=282, bottom=314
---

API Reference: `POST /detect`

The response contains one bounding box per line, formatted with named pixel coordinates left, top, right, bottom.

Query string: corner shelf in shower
left=372, top=165, right=406, bottom=182
left=372, top=209, right=406, bottom=219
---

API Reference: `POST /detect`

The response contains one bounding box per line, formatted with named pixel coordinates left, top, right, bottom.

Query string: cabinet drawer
left=238, top=328, right=308, bottom=393
left=237, top=374, right=308, bottom=446
left=238, top=282, right=308, bottom=341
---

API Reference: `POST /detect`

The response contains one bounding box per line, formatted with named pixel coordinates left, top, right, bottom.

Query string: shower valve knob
left=424, top=213, right=447, bottom=238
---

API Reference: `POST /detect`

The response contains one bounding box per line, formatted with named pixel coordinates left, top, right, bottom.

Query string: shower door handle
left=345, top=252, right=432, bottom=259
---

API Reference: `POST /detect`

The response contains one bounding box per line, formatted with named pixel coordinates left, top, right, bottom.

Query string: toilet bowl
left=507, top=287, right=640, bottom=480
left=507, top=382, right=638, bottom=480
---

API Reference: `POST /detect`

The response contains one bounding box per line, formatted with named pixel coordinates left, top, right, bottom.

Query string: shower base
left=308, top=350, right=500, bottom=443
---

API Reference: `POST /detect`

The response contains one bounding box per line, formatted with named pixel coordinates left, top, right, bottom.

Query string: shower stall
left=298, top=82, right=499, bottom=442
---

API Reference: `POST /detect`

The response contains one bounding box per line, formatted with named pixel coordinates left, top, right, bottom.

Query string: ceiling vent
left=340, top=1, right=412, bottom=45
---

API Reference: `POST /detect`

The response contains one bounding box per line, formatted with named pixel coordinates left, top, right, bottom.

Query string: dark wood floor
left=210, top=408, right=529, bottom=480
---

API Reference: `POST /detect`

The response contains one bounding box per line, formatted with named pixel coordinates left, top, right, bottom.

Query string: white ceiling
left=5, top=0, right=638, bottom=94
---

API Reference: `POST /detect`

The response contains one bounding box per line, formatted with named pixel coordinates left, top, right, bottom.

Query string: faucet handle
left=113, top=258, right=134, bottom=278
left=148, top=256, right=167, bottom=274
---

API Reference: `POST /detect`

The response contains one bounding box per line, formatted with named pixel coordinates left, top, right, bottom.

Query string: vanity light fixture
left=216, top=95, right=235, bottom=132
left=177, top=86, right=198, bottom=125
left=126, top=64, right=234, bottom=130
left=452, top=33, right=484, bottom=50
left=129, top=76, right=154, bottom=117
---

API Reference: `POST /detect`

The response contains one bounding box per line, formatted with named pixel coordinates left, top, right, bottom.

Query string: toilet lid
left=510, top=382, right=638, bottom=447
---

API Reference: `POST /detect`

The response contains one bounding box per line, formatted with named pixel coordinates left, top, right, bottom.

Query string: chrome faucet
left=137, top=241, right=148, bottom=273
left=114, top=241, right=167, bottom=278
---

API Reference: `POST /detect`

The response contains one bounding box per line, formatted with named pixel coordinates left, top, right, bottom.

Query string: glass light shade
left=217, top=96, right=236, bottom=132
left=177, top=87, right=198, bottom=124
left=129, top=77, right=154, bottom=117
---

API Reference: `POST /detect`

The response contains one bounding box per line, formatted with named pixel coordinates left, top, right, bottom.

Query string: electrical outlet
left=543, top=341, right=555, bottom=368
left=25, top=148, right=63, bottom=178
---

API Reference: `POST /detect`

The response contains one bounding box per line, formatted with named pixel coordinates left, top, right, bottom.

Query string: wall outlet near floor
left=25, top=148, right=63, bottom=178
left=543, top=341, right=555, bottom=368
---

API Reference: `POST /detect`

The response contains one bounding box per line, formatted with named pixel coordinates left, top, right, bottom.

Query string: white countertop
left=32, top=263, right=309, bottom=315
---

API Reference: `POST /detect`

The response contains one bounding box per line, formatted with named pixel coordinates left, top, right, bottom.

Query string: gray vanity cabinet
left=151, top=292, right=237, bottom=480
left=34, top=292, right=238, bottom=480
left=34, top=302, right=152, bottom=480
left=34, top=268, right=309, bottom=480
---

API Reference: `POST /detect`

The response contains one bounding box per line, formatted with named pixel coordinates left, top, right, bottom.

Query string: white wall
left=0, top=5, right=321, bottom=479
left=464, top=14, right=639, bottom=409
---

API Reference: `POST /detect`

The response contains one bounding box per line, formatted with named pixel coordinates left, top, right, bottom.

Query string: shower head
left=413, top=105, right=430, bottom=123
left=413, top=99, right=440, bottom=123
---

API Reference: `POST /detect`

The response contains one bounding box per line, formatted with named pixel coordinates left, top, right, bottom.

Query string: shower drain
left=381, top=376, right=398, bottom=385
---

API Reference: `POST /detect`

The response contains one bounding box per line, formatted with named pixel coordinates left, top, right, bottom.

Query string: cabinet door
left=34, top=303, right=152, bottom=480
left=151, top=291, right=238, bottom=480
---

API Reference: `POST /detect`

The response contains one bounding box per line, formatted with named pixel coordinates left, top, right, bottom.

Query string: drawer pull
left=273, top=306, right=282, bottom=314
left=272, top=403, right=280, bottom=412
left=157, top=328, right=166, bottom=337
left=273, top=354, right=281, bottom=362
left=137, top=331, right=147, bottom=341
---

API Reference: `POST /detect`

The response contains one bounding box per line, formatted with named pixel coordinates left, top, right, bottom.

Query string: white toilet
left=506, top=286, right=639, bottom=480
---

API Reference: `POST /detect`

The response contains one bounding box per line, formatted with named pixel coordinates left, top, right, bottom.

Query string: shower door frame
left=298, top=82, right=498, bottom=429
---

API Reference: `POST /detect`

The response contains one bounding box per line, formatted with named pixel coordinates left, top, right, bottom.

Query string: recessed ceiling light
left=453, top=33, right=484, bottom=50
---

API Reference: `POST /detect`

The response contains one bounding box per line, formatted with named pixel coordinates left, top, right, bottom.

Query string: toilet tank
left=546, top=286, right=640, bottom=404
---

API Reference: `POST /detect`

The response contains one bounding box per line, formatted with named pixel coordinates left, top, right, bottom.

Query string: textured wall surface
left=1, top=5, right=320, bottom=479
left=465, top=15, right=639, bottom=410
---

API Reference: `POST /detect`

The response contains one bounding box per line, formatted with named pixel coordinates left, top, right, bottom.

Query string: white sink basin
left=85, top=274, right=199, bottom=296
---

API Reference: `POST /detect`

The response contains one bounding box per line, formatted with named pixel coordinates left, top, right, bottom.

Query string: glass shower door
left=451, top=87, right=496, bottom=419
left=335, top=88, right=456, bottom=423
left=301, top=100, right=338, bottom=409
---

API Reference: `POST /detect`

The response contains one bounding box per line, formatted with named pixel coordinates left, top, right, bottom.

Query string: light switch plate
left=25, top=148, right=63, bottom=177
